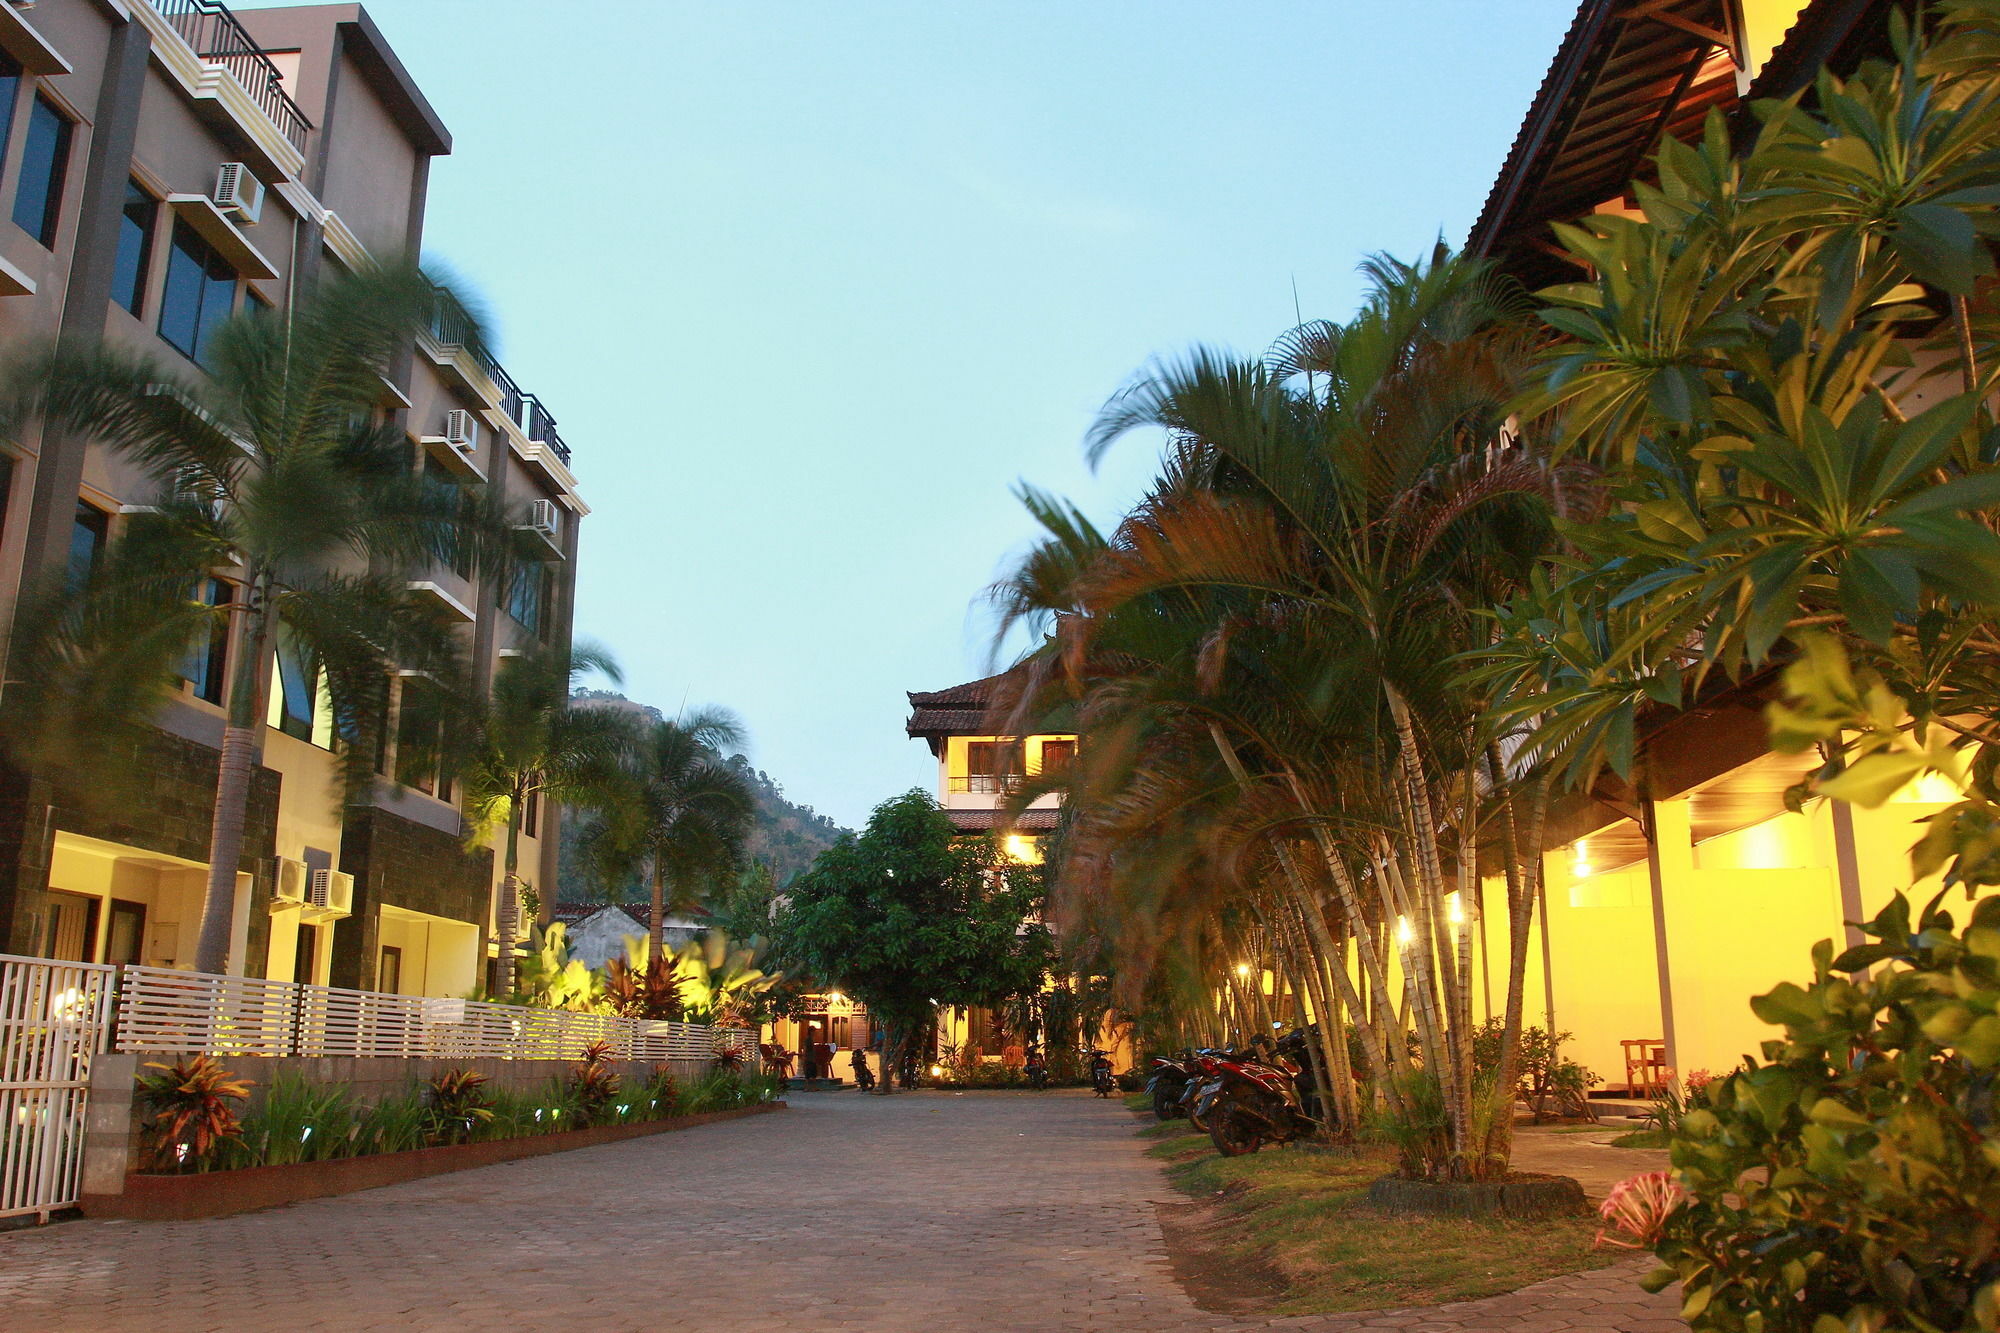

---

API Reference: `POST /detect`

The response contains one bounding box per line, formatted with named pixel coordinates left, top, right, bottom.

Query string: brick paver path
left=0, top=1090, right=1684, bottom=1330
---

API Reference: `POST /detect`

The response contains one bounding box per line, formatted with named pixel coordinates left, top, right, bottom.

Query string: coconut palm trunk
left=193, top=575, right=276, bottom=975
left=496, top=794, right=525, bottom=996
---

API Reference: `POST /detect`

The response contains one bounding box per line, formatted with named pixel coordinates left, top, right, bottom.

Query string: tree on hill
left=772, top=790, right=1050, bottom=1093
left=557, top=690, right=845, bottom=907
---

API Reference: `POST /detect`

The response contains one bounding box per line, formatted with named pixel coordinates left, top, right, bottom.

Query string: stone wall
left=334, top=806, right=494, bottom=990
left=83, top=1051, right=716, bottom=1195
left=0, top=729, right=280, bottom=957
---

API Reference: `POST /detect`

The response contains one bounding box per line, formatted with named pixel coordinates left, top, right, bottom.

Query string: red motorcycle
left=1195, top=1042, right=1316, bottom=1156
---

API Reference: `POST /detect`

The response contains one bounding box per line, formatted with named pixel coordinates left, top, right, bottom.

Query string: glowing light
left=1572, top=843, right=1592, bottom=879
left=828, top=992, right=845, bottom=1005
left=49, top=987, right=85, bottom=1022
left=1235, top=964, right=1250, bottom=978
left=929, top=1064, right=944, bottom=1078
left=1395, top=916, right=1414, bottom=945
left=300, top=1127, right=313, bottom=1143
left=1446, top=893, right=1465, bottom=925
left=1003, top=834, right=1038, bottom=863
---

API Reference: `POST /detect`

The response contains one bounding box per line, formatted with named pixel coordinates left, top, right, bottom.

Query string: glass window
left=112, top=182, right=155, bottom=315
left=68, top=501, right=107, bottom=590
left=506, top=562, right=544, bottom=634
left=158, top=220, right=238, bottom=366
left=12, top=94, right=70, bottom=247
left=267, top=622, right=314, bottom=741
left=181, top=578, right=233, bottom=705
left=1039, top=740, right=1076, bottom=774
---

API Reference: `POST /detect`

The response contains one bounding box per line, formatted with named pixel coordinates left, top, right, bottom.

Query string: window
left=158, top=220, right=237, bottom=366
left=68, top=501, right=107, bottom=590
left=422, top=454, right=473, bottom=580
left=964, top=741, right=1024, bottom=795
left=112, top=182, right=155, bottom=315
left=378, top=945, right=402, bottom=995
left=394, top=676, right=453, bottom=800
left=12, top=95, right=69, bottom=247
left=522, top=787, right=541, bottom=836
left=181, top=578, right=233, bottom=704
left=1039, top=739, right=1076, bottom=774
left=506, top=562, right=545, bottom=634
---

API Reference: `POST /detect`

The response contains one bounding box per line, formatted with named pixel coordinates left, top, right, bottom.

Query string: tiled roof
left=946, top=808, right=1060, bottom=833
left=1466, top=0, right=1743, bottom=287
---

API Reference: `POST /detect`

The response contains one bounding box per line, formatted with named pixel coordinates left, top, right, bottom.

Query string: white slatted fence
left=115, top=967, right=748, bottom=1063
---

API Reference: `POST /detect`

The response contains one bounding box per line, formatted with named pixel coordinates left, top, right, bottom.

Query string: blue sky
left=278, top=1, right=1573, bottom=829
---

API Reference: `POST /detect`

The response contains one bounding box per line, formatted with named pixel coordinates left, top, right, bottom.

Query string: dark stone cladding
left=0, top=728, right=279, bottom=958
left=334, top=805, right=492, bottom=991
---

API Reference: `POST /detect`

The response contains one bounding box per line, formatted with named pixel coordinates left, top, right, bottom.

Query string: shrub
left=1647, top=891, right=2000, bottom=1331
left=135, top=1055, right=251, bottom=1172
left=239, top=1074, right=358, bottom=1166
left=568, top=1042, right=620, bottom=1128
left=643, top=1063, right=682, bottom=1119
left=1368, top=1068, right=1450, bottom=1180
left=426, top=1068, right=495, bottom=1145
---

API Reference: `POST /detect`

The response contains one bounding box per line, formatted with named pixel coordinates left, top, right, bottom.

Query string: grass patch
left=1608, top=1128, right=1670, bottom=1150
left=1122, top=1091, right=1153, bottom=1113
left=1150, top=1133, right=1617, bottom=1316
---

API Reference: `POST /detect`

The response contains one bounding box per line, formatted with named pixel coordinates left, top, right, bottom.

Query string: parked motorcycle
left=1145, top=1052, right=1194, bottom=1121
left=850, top=1049, right=876, bottom=1092
left=1025, top=1049, right=1050, bottom=1089
left=1202, top=1043, right=1316, bottom=1156
left=1089, top=1049, right=1116, bottom=1097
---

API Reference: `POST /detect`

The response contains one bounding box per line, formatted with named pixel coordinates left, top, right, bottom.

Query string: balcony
left=150, top=0, right=312, bottom=154
left=949, top=775, right=1025, bottom=795
left=426, top=289, right=575, bottom=470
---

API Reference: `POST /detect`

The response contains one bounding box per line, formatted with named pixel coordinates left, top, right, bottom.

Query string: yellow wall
left=941, top=734, right=1078, bottom=780
left=376, top=906, right=479, bottom=997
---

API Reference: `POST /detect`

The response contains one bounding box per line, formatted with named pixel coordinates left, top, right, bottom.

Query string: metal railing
left=117, top=965, right=750, bottom=1063
left=150, top=0, right=313, bottom=151
left=428, top=293, right=574, bottom=467
left=0, top=955, right=117, bottom=1219
left=949, top=774, right=1025, bottom=795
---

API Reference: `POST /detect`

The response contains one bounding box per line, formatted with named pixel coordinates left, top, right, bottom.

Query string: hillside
left=555, top=689, right=847, bottom=906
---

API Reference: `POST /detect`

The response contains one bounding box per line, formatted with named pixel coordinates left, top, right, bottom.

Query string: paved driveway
left=0, top=1090, right=1681, bottom=1331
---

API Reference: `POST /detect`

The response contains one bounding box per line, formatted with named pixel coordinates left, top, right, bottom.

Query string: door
left=378, top=945, right=402, bottom=994
left=293, top=923, right=318, bottom=986
left=104, top=901, right=146, bottom=967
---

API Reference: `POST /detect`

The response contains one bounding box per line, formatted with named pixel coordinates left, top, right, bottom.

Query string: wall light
left=1395, top=916, right=1414, bottom=945
left=1446, top=893, right=1465, bottom=925
left=1571, top=842, right=1592, bottom=879
left=1235, top=963, right=1250, bottom=978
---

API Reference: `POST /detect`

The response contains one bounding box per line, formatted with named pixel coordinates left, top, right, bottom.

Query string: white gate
left=0, top=953, right=116, bottom=1220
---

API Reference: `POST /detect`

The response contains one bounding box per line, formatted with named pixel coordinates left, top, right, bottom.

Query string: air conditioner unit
left=525, top=498, right=561, bottom=541
left=213, top=162, right=264, bottom=225
left=308, top=868, right=354, bottom=918
left=442, top=408, right=480, bottom=454
left=271, top=856, right=307, bottom=908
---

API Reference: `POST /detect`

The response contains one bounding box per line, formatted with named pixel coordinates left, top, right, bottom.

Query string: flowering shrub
left=1646, top=892, right=2000, bottom=1330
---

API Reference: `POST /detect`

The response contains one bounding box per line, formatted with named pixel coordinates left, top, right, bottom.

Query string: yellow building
left=1459, top=0, right=1920, bottom=1091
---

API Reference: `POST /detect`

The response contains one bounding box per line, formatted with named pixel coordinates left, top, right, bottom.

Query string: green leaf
left=1891, top=202, right=1992, bottom=295
left=1818, top=752, right=1924, bottom=807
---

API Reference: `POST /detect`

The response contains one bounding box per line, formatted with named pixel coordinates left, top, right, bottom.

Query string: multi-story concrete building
left=0, top=0, right=587, bottom=997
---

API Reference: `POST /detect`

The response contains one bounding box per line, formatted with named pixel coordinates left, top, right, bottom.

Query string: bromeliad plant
left=136, top=1055, right=252, bottom=1172
left=568, top=1041, right=621, bottom=1127
left=425, top=1068, right=496, bottom=1146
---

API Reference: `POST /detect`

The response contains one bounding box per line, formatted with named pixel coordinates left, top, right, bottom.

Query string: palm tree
left=460, top=642, right=635, bottom=996
left=1, top=262, right=521, bottom=974
left=589, top=709, right=757, bottom=949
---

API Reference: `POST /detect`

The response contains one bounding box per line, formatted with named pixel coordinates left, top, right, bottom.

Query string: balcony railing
left=152, top=0, right=313, bottom=151
left=950, top=774, right=1025, bottom=795
left=429, top=289, right=574, bottom=467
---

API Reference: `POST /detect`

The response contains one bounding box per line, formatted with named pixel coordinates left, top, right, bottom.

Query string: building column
left=1642, top=796, right=1691, bottom=1085
left=1828, top=800, right=1867, bottom=960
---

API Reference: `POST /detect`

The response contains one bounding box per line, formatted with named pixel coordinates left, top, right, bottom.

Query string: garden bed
left=82, top=1102, right=786, bottom=1222
left=1139, top=1124, right=1616, bottom=1316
